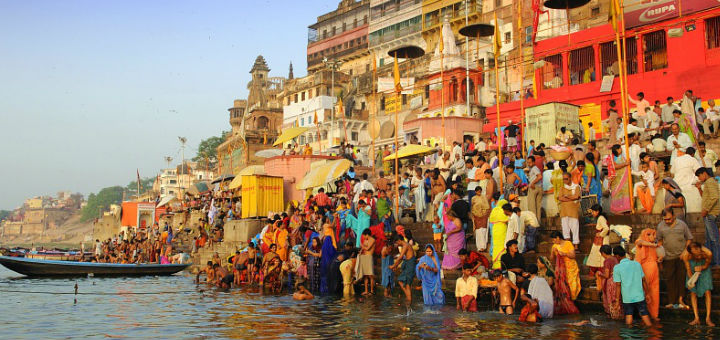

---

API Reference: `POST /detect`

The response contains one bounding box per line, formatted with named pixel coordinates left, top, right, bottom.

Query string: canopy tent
left=273, top=127, right=310, bottom=146
left=255, top=148, right=284, bottom=158
left=211, top=174, right=235, bottom=184
left=228, top=165, right=266, bottom=190
left=156, top=195, right=179, bottom=208
left=186, top=181, right=211, bottom=196
left=383, top=144, right=436, bottom=161
left=297, top=159, right=352, bottom=190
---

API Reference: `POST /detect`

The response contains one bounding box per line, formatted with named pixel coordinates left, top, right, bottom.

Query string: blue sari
left=416, top=244, right=445, bottom=305
left=319, top=235, right=337, bottom=294
left=345, top=207, right=370, bottom=248
left=381, top=252, right=395, bottom=289
left=583, top=162, right=602, bottom=207
left=514, top=158, right=528, bottom=185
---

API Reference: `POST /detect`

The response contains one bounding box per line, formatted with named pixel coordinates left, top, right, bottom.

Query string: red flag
left=137, top=169, right=141, bottom=190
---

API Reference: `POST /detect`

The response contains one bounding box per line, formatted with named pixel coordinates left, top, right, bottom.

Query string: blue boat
left=0, top=256, right=189, bottom=277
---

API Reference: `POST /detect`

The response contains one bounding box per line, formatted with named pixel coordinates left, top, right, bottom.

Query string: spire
left=250, top=55, right=270, bottom=74
left=288, top=62, right=294, bottom=80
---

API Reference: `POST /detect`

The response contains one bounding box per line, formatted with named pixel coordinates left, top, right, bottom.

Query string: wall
left=283, top=95, right=334, bottom=127
left=264, top=155, right=341, bottom=205
left=93, top=215, right=121, bottom=241
left=224, top=219, right=265, bottom=244
left=403, top=116, right=484, bottom=145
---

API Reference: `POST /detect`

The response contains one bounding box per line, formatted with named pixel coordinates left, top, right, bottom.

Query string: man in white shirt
left=707, top=99, right=720, bottom=138
left=436, top=151, right=451, bottom=180
left=455, top=264, right=479, bottom=311
left=520, top=210, right=541, bottom=252
left=661, top=97, right=681, bottom=124
left=505, top=208, right=524, bottom=253
left=476, top=138, right=487, bottom=152
left=666, top=123, right=693, bottom=163
left=697, top=141, right=719, bottom=172
left=451, top=141, right=462, bottom=161
left=629, top=92, right=650, bottom=128
left=587, top=122, right=596, bottom=142
left=628, top=133, right=643, bottom=172
left=526, top=156, right=543, bottom=220
left=617, top=118, right=647, bottom=143
left=671, top=148, right=701, bottom=188
left=465, top=159, right=480, bottom=201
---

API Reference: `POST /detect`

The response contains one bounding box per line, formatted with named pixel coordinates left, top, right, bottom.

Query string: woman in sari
left=345, top=200, right=371, bottom=248
left=441, top=209, right=464, bottom=270
left=583, top=153, right=602, bottom=207
left=416, top=244, right=445, bottom=305
left=537, top=256, right=554, bottom=287
left=319, top=234, right=337, bottom=295
left=596, top=245, right=623, bottom=319
left=488, top=199, right=510, bottom=269
left=549, top=231, right=580, bottom=314
left=608, top=144, right=631, bottom=214
left=381, top=243, right=395, bottom=297
left=305, top=237, right=322, bottom=292
left=585, top=204, right=609, bottom=288
left=635, top=228, right=660, bottom=321
left=551, top=161, right=566, bottom=205
left=274, top=223, right=289, bottom=262
left=662, top=178, right=687, bottom=221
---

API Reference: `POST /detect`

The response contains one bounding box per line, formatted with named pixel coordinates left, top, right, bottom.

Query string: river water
left=0, top=267, right=717, bottom=339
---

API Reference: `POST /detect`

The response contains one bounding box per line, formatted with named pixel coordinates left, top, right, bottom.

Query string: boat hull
left=0, top=256, right=189, bottom=277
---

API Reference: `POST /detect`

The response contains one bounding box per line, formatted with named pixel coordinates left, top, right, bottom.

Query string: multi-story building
left=307, top=0, right=371, bottom=75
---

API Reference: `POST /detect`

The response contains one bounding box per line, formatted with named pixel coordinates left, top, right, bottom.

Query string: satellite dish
left=380, top=121, right=395, bottom=139
left=368, top=119, right=381, bottom=139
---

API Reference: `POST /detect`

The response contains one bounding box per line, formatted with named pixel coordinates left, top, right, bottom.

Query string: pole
left=495, top=54, right=504, bottom=194
left=441, top=43, right=446, bottom=150
left=331, top=63, right=335, bottom=121
left=518, top=0, right=526, bottom=158
left=465, top=0, right=470, bottom=118
left=615, top=0, right=634, bottom=213
left=394, top=52, right=400, bottom=215
left=371, top=52, right=377, bottom=173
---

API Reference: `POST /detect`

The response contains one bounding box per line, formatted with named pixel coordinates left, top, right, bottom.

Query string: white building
left=282, top=95, right=335, bottom=128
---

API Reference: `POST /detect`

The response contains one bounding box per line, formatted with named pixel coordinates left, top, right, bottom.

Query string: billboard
left=624, top=0, right=720, bottom=28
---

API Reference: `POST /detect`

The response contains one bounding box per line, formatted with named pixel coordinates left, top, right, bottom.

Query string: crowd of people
left=191, top=88, right=720, bottom=326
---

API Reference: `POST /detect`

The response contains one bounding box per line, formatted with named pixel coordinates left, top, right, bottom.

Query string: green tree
left=193, top=131, right=229, bottom=167
left=0, top=210, right=11, bottom=221
left=126, top=177, right=156, bottom=196
left=80, top=186, right=124, bottom=221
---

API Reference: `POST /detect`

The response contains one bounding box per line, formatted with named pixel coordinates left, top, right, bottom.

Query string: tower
left=288, top=62, right=294, bottom=80
left=229, top=99, right=247, bottom=135
left=247, top=55, right=270, bottom=109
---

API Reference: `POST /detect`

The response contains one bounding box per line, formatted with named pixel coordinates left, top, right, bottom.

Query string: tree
left=126, top=177, right=156, bottom=196
left=0, top=210, right=10, bottom=222
left=193, top=131, right=229, bottom=168
left=80, top=186, right=124, bottom=221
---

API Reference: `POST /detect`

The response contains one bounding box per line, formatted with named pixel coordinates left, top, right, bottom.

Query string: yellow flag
left=609, top=0, right=619, bottom=32
left=532, top=71, right=538, bottom=99
left=494, top=12, right=502, bottom=58
left=438, top=31, right=444, bottom=54
left=263, top=132, right=267, bottom=145
left=517, top=0, right=522, bottom=35
left=337, top=96, right=344, bottom=118
left=393, top=54, right=403, bottom=93
left=314, top=111, right=318, bottom=125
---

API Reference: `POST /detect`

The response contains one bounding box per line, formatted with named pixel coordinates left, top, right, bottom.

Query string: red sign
left=624, top=0, right=720, bottom=28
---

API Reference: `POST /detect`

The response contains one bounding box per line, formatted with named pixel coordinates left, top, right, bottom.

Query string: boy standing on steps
left=612, top=246, right=653, bottom=326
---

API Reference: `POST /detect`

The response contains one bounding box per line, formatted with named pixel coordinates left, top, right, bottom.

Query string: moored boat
left=0, top=256, right=189, bottom=277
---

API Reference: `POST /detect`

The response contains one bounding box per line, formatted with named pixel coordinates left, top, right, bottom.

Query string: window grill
left=569, top=46, right=595, bottom=85
left=599, top=37, right=638, bottom=77
left=643, top=30, right=667, bottom=72
left=707, top=16, right=720, bottom=49
left=542, top=54, right=563, bottom=89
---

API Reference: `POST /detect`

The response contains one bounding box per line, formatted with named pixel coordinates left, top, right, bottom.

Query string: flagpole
left=441, top=40, right=446, bottom=150
left=371, top=52, right=377, bottom=174
left=613, top=0, right=634, bottom=213
left=518, top=0, right=526, bottom=158
left=394, top=52, right=400, bottom=215
left=494, top=13, right=504, bottom=195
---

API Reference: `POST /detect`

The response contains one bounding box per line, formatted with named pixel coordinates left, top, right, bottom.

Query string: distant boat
left=0, top=256, right=189, bottom=277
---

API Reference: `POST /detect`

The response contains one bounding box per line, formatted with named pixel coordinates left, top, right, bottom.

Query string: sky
left=0, top=0, right=340, bottom=210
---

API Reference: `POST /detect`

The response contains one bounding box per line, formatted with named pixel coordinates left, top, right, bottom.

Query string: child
left=431, top=215, right=443, bottom=252
left=588, top=122, right=596, bottom=142
left=527, top=140, right=535, bottom=156
left=632, top=162, right=655, bottom=213
left=293, top=284, right=315, bottom=300
left=493, top=269, right=519, bottom=315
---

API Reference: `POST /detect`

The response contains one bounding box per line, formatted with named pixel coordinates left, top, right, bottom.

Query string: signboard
left=385, top=95, right=401, bottom=112
left=600, top=75, right=615, bottom=93
left=410, top=95, right=423, bottom=109
left=378, top=77, right=415, bottom=95
left=624, top=0, right=719, bottom=28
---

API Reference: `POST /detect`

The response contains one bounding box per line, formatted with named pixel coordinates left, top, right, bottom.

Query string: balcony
left=369, top=22, right=422, bottom=46
left=308, top=43, right=370, bottom=69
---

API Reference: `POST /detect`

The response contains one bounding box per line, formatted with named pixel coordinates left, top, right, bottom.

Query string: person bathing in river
left=390, top=233, right=416, bottom=303
left=196, top=260, right=215, bottom=284
left=493, top=269, right=519, bottom=315
left=293, top=284, right=315, bottom=300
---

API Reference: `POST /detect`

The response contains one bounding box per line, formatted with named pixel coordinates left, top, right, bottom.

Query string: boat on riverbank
left=0, top=256, right=189, bottom=277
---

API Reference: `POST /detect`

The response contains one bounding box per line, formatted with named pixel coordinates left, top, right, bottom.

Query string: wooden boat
left=0, top=256, right=189, bottom=277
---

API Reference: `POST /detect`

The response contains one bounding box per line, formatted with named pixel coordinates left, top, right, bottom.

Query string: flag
left=263, top=132, right=267, bottom=144
left=337, top=96, right=344, bottom=118
left=314, top=111, right=318, bottom=125
left=438, top=30, right=444, bottom=54
left=517, top=0, right=523, bottom=35
left=136, top=169, right=141, bottom=188
left=609, top=0, right=619, bottom=32
left=494, top=12, right=502, bottom=58
left=532, top=71, right=538, bottom=99
left=295, top=117, right=299, bottom=127
left=393, top=53, right=402, bottom=93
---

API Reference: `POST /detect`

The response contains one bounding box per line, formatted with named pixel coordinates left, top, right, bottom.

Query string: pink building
left=264, top=155, right=342, bottom=205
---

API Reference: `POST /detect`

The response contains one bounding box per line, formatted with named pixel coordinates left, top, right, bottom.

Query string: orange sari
left=635, top=228, right=659, bottom=319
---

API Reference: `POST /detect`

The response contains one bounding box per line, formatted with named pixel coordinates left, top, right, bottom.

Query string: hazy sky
left=0, top=0, right=339, bottom=210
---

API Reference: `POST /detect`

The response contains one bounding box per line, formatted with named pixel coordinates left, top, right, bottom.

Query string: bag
left=608, top=230, right=622, bottom=244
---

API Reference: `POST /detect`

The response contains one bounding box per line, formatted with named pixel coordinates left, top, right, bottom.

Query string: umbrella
left=228, top=165, right=266, bottom=190
left=273, top=127, right=310, bottom=146
left=255, top=148, right=284, bottom=158
left=156, top=195, right=178, bottom=208
left=383, top=144, right=436, bottom=161
left=186, top=181, right=210, bottom=196
left=297, top=159, right=352, bottom=190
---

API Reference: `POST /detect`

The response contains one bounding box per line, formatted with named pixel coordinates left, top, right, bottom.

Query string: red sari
left=553, top=253, right=580, bottom=315
left=601, top=256, right=623, bottom=319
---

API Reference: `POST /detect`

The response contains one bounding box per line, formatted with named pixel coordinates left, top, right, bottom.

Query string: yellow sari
left=552, top=240, right=581, bottom=300
left=488, top=199, right=509, bottom=269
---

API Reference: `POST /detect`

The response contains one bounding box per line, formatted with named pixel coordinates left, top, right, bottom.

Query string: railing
left=368, top=22, right=422, bottom=46
left=308, top=43, right=370, bottom=67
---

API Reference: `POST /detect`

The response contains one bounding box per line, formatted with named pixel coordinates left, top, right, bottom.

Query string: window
left=354, top=18, right=358, bottom=28
left=524, top=27, right=532, bottom=44
left=361, top=102, right=366, bottom=110
left=332, top=26, right=336, bottom=36
left=379, top=58, right=384, bottom=66
left=365, top=64, right=370, bottom=72
left=600, top=38, right=638, bottom=76
left=425, top=84, right=430, bottom=98
left=542, top=54, right=563, bottom=89
left=495, top=0, right=501, bottom=8
left=169, top=180, right=177, bottom=184
left=643, top=30, right=667, bottom=71
left=591, top=7, right=600, bottom=16
left=504, top=32, right=511, bottom=44
left=706, top=16, right=720, bottom=49
left=294, top=93, right=298, bottom=103
left=569, top=46, right=595, bottom=85
left=301, top=92, right=305, bottom=101
left=256, top=116, right=269, bottom=129
left=351, top=131, right=359, bottom=141
left=380, top=97, right=386, bottom=111
left=323, top=30, right=327, bottom=39
left=343, top=22, right=346, bottom=32
left=364, top=15, right=368, bottom=24
left=402, top=94, right=407, bottom=105
left=450, top=77, right=458, bottom=102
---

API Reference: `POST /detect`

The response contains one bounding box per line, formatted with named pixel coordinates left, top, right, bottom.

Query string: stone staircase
left=404, top=211, right=720, bottom=316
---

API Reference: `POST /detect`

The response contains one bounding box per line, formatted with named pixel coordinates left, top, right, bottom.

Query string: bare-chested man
left=493, top=269, right=519, bottom=315
left=293, top=285, right=315, bottom=300
left=390, top=233, right=416, bottom=302
left=195, top=260, right=215, bottom=284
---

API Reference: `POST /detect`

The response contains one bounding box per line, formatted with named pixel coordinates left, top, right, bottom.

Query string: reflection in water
left=0, top=268, right=717, bottom=339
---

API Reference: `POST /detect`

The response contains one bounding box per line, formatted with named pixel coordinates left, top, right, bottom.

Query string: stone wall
left=93, top=215, right=121, bottom=241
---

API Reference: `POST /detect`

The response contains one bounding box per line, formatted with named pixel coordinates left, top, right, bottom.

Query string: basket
left=548, top=149, right=571, bottom=160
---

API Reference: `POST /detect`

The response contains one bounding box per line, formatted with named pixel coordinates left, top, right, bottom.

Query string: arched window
left=257, top=116, right=269, bottom=129
left=450, top=77, right=458, bottom=102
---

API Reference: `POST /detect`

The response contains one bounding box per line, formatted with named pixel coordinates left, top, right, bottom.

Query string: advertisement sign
left=624, top=0, right=719, bottom=28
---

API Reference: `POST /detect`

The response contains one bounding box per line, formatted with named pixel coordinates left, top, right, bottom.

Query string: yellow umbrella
left=297, top=159, right=352, bottom=190
left=383, top=144, right=436, bottom=161
left=273, top=127, right=310, bottom=146
left=228, top=165, right=266, bottom=190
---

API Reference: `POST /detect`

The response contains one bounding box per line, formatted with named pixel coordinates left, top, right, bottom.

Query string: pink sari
left=601, top=256, right=623, bottom=319
left=608, top=155, right=631, bottom=214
